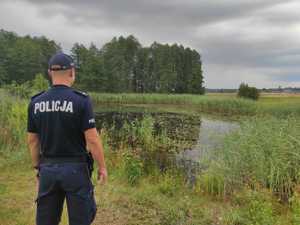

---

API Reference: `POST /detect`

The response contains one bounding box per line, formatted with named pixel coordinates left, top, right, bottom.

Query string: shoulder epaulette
left=73, top=90, right=88, bottom=97
left=31, top=91, right=45, bottom=100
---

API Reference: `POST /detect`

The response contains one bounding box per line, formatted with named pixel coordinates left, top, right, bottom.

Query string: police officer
left=27, top=53, right=107, bottom=225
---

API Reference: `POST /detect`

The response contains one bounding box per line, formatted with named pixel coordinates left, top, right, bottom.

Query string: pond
left=94, top=104, right=239, bottom=185
left=94, top=104, right=238, bottom=163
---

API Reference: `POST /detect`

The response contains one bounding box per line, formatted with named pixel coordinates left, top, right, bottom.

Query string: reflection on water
left=177, top=118, right=238, bottom=161
left=175, top=119, right=238, bottom=186
left=95, top=111, right=201, bottom=147
left=95, top=104, right=238, bottom=161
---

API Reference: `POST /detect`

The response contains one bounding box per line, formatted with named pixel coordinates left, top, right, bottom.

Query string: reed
left=91, top=92, right=300, bottom=117
left=201, top=116, right=300, bottom=201
left=90, top=92, right=258, bottom=116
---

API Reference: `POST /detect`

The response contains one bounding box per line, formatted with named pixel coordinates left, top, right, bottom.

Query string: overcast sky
left=0, top=0, right=299, bottom=88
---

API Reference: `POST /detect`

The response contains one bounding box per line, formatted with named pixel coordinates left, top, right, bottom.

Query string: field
left=1, top=90, right=300, bottom=225
left=90, top=92, right=300, bottom=117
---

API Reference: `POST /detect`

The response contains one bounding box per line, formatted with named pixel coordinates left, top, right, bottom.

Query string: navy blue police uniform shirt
left=27, top=84, right=96, bottom=157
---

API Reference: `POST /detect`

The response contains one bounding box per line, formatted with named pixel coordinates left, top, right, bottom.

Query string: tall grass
left=0, top=91, right=29, bottom=164
left=90, top=93, right=258, bottom=116
left=201, top=116, right=300, bottom=200
left=91, top=92, right=300, bottom=118
left=256, top=94, right=300, bottom=117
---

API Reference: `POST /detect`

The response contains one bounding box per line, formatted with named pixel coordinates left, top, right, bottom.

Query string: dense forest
left=0, top=29, right=204, bottom=94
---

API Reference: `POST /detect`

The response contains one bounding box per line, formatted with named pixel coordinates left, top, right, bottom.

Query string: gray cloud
left=0, top=0, right=299, bottom=88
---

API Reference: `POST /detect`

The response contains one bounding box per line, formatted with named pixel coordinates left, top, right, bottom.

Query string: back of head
left=48, top=53, right=76, bottom=86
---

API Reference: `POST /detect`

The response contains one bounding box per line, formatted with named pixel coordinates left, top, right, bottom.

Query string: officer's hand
left=97, top=167, right=108, bottom=185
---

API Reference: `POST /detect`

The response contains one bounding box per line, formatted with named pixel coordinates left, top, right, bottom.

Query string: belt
left=40, top=156, right=87, bottom=164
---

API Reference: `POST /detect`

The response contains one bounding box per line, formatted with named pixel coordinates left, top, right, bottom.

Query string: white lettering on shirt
left=54, top=101, right=60, bottom=111
left=46, top=101, right=51, bottom=112
left=34, top=101, right=74, bottom=114
left=65, top=102, right=73, bottom=113
left=60, top=101, right=67, bottom=111
left=40, top=102, right=45, bottom=112
left=34, top=103, right=40, bottom=114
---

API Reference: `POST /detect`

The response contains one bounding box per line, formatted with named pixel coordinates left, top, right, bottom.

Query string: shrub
left=31, top=73, right=49, bottom=92
left=5, top=81, right=32, bottom=98
left=5, top=74, right=49, bottom=98
left=238, top=83, right=260, bottom=100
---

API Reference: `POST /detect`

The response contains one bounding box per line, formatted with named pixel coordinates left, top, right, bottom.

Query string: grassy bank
left=2, top=163, right=296, bottom=225
left=90, top=93, right=258, bottom=116
left=1, top=91, right=300, bottom=224
left=90, top=92, right=300, bottom=117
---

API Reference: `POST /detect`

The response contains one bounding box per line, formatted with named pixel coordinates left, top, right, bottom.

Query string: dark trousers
left=36, top=163, right=97, bottom=225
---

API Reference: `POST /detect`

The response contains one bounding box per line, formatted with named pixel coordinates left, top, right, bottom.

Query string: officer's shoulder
left=30, top=91, right=46, bottom=101
left=73, top=89, right=89, bottom=98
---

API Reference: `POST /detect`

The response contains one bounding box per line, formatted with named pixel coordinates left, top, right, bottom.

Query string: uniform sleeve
left=27, top=102, right=38, bottom=133
left=81, top=96, right=96, bottom=131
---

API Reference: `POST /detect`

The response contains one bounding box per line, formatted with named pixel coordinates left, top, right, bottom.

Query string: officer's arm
left=27, top=132, right=40, bottom=168
left=84, top=128, right=107, bottom=182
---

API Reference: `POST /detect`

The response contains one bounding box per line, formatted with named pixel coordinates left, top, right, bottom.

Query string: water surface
left=95, top=104, right=238, bottom=162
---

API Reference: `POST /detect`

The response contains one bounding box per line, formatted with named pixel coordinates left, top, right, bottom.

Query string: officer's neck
left=52, top=81, right=72, bottom=87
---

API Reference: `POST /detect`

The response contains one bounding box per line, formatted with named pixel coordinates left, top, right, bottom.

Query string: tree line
left=0, top=29, right=205, bottom=94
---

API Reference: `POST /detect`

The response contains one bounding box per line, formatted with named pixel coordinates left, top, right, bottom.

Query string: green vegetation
left=257, top=95, right=300, bottom=117
left=72, top=36, right=204, bottom=94
left=2, top=28, right=300, bottom=225
left=4, top=73, right=49, bottom=98
left=0, top=29, right=204, bottom=94
left=1, top=90, right=300, bottom=224
left=223, top=189, right=277, bottom=225
left=238, top=83, right=260, bottom=100
left=90, top=92, right=300, bottom=118
left=200, top=116, right=300, bottom=200
left=91, top=92, right=258, bottom=116
left=0, top=30, right=59, bottom=85
left=0, top=90, right=28, bottom=165
left=0, top=74, right=49, bottom=165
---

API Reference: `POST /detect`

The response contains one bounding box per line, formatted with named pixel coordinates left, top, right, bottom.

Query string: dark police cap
left=48, top=53, right=75, bottom=71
